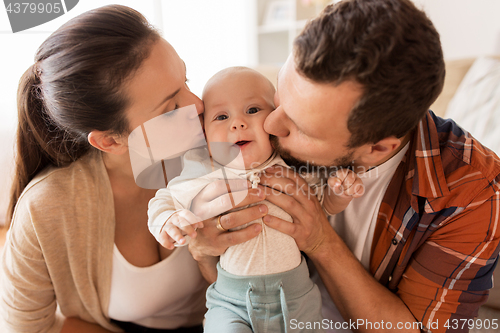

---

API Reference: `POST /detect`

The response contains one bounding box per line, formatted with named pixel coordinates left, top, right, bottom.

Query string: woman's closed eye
left=160, top=103, right=180, bottom=118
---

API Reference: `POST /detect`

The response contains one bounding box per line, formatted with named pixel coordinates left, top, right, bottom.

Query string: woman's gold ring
left=216, top=215, right=228, bottom=232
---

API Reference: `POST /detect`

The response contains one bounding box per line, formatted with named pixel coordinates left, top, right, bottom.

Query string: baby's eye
left=247, top=107, right=260, bottom=114
left=215, top=114, right=228, bottom=121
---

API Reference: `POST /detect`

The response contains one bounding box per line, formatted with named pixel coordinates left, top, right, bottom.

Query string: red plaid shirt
left=370, top=111, right=500, bottom=332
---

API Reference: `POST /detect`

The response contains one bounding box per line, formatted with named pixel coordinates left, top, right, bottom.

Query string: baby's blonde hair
left=202, top=66, right=275, bottom=100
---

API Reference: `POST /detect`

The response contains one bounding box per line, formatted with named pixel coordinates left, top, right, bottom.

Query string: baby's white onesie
left=148, top=148, right=323, bottom=276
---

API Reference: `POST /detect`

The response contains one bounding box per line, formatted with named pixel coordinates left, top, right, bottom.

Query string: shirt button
left=392, top=239, right=398, bottom=245
left=389, top=275, right=393, bottom=282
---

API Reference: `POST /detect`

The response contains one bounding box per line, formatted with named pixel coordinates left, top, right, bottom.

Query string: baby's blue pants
left=204, top=257, right=324, bottom=333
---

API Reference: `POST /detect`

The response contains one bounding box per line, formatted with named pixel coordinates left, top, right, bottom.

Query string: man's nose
left=264, top=106, right=289, bottom=137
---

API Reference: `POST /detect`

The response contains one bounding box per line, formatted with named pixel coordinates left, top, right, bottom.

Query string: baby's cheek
left=203, top=124, right=215, bottom=143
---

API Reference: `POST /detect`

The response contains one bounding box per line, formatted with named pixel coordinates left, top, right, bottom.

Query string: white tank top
left=108, top=244, right=207, bottom=329
left=314, top=142, right=410, bottom=332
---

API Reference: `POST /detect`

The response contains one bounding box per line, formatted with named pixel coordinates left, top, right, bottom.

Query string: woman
left=0, top=5, right=264, bottom=333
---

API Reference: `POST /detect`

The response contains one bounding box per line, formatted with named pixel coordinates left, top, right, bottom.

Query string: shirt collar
left=408, top=111, right=450, bottom=200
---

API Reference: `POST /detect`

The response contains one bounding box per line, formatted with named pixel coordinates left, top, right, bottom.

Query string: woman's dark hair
left=7, top=5, right=160, bottom=226
left=294, top=0, right=445, bottom=148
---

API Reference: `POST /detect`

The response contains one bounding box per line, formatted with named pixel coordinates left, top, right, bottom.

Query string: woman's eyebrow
left=151, top=60, right=187, bottom=113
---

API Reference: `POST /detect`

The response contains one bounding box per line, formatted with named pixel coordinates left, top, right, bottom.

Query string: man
left=257, top=0, right=500, bottom=332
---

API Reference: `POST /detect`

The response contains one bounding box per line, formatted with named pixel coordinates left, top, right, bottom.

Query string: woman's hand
left=188, top=178, right=267, bottom=262
left=259, top=166, right=335, bottom=255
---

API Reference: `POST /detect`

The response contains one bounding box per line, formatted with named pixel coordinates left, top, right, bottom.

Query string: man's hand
left=260, top=166, right=419, bottom=332
left=258, top=165, right=335, bottom=255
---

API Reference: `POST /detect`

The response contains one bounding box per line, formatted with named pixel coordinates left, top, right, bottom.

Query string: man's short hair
left=294, top=0, right=445, bottom=148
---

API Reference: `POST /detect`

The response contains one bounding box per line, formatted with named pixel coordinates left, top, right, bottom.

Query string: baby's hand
left=159, top=209, right=204, bottom=250
left=323, top=168, right=364, bottom=215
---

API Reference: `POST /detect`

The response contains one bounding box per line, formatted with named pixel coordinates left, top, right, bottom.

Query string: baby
left=148, top=67, right=359, bottom=332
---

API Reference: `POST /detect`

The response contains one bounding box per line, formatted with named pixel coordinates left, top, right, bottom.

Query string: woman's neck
left=102, top=151, right=140, bottom=191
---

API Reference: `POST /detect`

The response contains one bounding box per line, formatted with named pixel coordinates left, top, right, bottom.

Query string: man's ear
left=88, top=130, right=128, bottom=155
left=357, top=136, right=403, bottom=166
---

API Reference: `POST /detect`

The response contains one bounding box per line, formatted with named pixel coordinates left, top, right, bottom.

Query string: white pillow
left=445, top=57, right=500, bottom=154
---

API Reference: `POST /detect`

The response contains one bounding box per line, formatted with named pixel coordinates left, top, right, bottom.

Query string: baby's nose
left=231, top=118, right=247, bottom=130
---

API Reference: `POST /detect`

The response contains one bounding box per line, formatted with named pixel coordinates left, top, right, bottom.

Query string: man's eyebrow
left=152, top=88, right=180, bottom=112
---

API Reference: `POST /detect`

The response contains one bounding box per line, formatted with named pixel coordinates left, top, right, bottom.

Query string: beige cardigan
left=1, top=151, right=120, bottom=332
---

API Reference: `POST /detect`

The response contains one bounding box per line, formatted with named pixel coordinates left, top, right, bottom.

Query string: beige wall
left=412, top=0, right=500, bottom=60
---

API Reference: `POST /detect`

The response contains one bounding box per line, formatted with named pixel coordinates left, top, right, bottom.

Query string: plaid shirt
left=370, top=111, right=500, bottom=332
